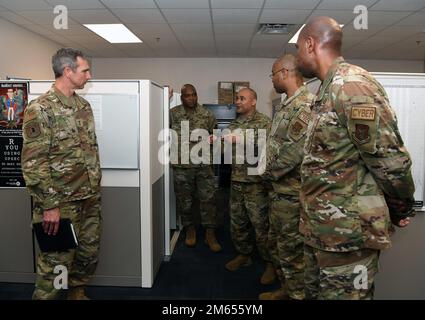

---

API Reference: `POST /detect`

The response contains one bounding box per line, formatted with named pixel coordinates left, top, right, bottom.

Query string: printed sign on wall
left=0, top=82, right=28, bottom=187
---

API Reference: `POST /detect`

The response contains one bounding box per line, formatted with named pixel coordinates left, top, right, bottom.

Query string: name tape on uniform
left=351, top=106, right=376, bottom=121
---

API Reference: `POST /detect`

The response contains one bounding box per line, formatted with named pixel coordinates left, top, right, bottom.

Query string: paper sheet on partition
left=84, top=95, right=103, bottom=130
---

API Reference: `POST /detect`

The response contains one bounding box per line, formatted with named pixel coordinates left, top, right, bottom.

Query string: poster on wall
left=0, top=82, right=28, bottom=187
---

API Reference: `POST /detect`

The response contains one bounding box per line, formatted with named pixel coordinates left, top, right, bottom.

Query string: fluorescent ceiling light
left=84, top=24, right=142, bottom=43
left=289, top=24, right=344, bottom=44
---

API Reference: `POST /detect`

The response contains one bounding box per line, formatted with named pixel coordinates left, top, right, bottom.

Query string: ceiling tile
left=171, top=24, right=213, bottom=39
left=144, top=36, right=182, bottom=50
left=181, top=40, right=215, bottom=47
left=21, top=24, right=58, bottom=36
left=317, top=0, right=376, bottom=10
left=213, top=9, right=260, bottom=24
left=171, top=23, right=212, bottom=34
left=0, top=0, right=51, bottom=10
left=162, top=9, right=211, bottom=24
left=367, top=10, right=413, bottom=25
left=214, top=24, right=257, bottom=35
left=215, top=35, right=252, bottom=43
left=156, top=0, right=209, bottom=9
left=112, top=9, right=165, bottom=23
left=43, top=23, right=94, bottom=36
left=69, top=9, right=121, bottom=24
left=265, top=0, right=320, bottom=9
left=342, top=24, right=387, bottom=37
left=45, top=0, right=105, bottom=10
left=308, top=10, right=359, bottom=24
left=211, top=0, right=264, bottom=9
left=342, top=35, right=369, bottom=49
left=126, top=23, right=177, bottom=44
left=100, top=0, right=157, bottom=9
left=14, top=10, right=56, bottom=25
left=251, top=34, right=290, bottom=44
left=349, top=36, right=400, bottom=52
left=0, top=10, right=33, bottom=25
left=56, top=38, right=86, bottom=49
left=396, top=11, right=425, bottom=26
left=260, top=9, right=311, bottom=24
left=376, top=25, right=424, bottom=37
left=370, top=0, right=425, bottom=11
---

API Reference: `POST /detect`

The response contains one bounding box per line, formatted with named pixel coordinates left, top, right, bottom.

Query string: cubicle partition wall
left=0, top=80, right=170, bottom=288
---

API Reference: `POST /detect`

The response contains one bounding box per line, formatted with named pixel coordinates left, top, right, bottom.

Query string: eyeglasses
left=269, top=67, right=293, bottom=79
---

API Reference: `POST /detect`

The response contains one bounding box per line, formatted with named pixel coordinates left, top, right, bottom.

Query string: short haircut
left=51, top=48, right=90, bottom=79
left=181, top=84, right=197, bottom=94
left=239, top=87, right=257, bottom=100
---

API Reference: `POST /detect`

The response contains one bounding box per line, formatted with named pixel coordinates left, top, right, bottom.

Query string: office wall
left=0, top=18, right=60, bottom=80
left=92, top=58, right=424, bottom=117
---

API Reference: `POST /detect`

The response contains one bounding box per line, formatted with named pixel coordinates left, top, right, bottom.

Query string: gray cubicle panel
left=0, top=189, right=34, bottom=283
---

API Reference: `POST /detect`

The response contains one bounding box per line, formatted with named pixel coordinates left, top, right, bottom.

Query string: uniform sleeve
left=21, top=103, right=60, bottom=210
left=209, top=112, right=217, bottom=133
left=266, top=108, right=309, bottom=180
left=337, top=80, right=415, bottom=202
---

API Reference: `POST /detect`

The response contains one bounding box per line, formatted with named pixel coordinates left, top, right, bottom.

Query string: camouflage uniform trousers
left=32, top=194, right=102, bottom=300
left=304, top=244, right=379, bottom=300
left=229, top=181, right=270, bottom=261
left=173, top=166, right=217, bottom=228
left=268, top=191, right=304, bottom=300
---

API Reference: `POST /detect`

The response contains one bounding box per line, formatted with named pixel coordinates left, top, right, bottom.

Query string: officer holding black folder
left=21, top=48, right=102, bottom=300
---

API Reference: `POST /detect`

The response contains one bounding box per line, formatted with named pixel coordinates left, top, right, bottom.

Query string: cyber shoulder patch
left=298, top=111, right=311, bottom=124
left=354, top=123, right=370, bottom=144
left=351, top=106, right=376, bottom=121
left=25, top=122, right=41, bottom=139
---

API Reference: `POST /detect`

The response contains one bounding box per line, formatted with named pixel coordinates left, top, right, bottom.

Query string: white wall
left=92, top=57, right=424, bottom=117
left=350, top=59, right=424, bottom=73
left=0, top=18, right=60, bottom=80
left=92, top=58, right=279, bottom=116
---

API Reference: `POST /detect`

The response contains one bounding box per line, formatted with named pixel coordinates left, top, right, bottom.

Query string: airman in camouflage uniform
left=170, top=84, right=221, bottom=252
left=21, top=48, right=101, bottom=300
left=223, top=88, right=274, bottom=284
left=296, top=17, right=415, bottom=299
left=260, top=54, right=315, bottom=300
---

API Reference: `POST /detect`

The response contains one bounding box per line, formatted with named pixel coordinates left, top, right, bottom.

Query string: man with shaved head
left=223, top=88, right=274, bottom=286
left=259, top=54, right=315, bottom=300
left=296, top=16, right=415, bottom=299
left=170, top=84, right=221, bottom=252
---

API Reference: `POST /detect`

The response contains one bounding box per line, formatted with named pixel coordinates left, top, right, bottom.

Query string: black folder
left=33, top=218, right=79, bottom=252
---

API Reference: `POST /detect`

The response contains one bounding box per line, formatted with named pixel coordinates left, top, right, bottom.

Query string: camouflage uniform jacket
left=21, top=85, right=101, bottom=210
left=227, top=110, right=271, bottom=183
left=170, top=103, right=217, bottom=168
left=300, top=57, right=415, bottom=252
left=265, top=85, right=315, bottom=196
